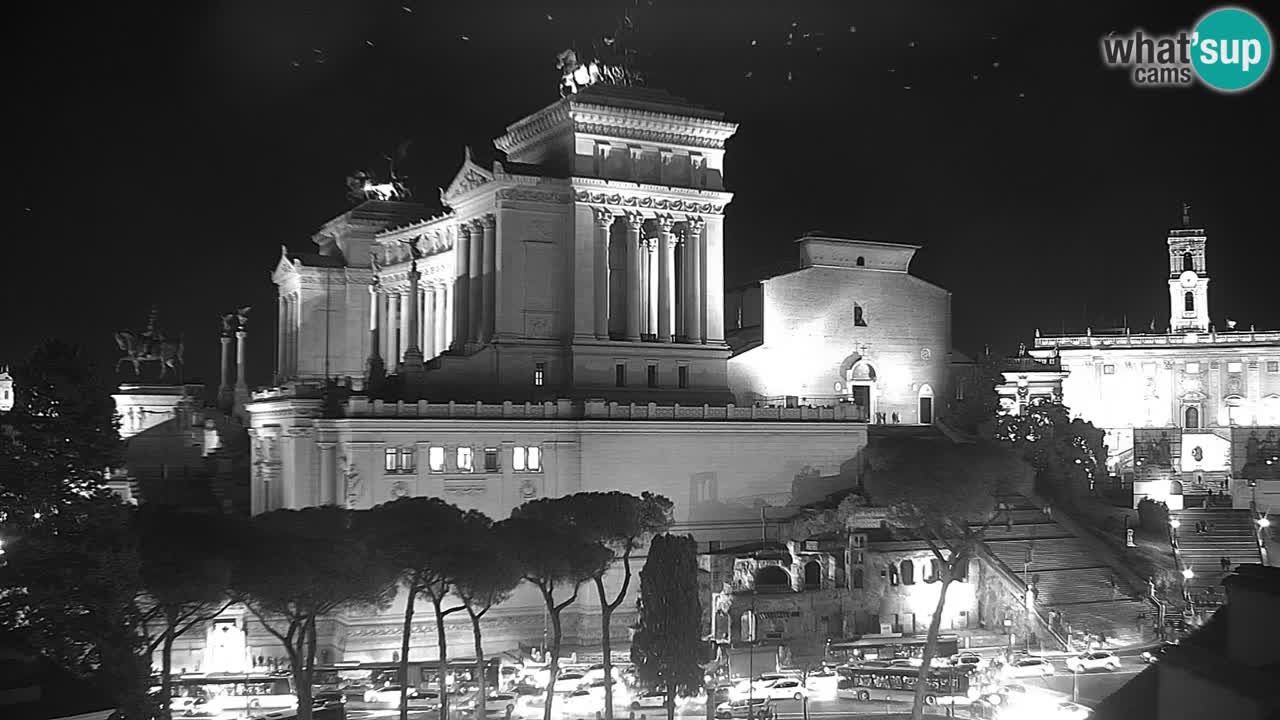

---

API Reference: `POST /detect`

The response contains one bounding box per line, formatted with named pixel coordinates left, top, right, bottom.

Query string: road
left=346, top=654, right=1148, bottom=719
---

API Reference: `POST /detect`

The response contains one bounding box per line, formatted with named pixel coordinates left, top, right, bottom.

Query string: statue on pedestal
left=115, top=307, right=185, bottom=382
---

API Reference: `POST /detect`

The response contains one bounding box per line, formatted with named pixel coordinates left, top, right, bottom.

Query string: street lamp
left=1182, top=567, right=1194, bottom=580
left=1259, top=517, right=1272, bottom=529
left=1169, top=519, right=1181, bottom=529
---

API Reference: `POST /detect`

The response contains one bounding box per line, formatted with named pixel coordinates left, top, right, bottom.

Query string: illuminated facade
left=726, top=235, right=952, bottom=424
left=1008, top=212, right=1280, bottom=510
left=0, top=367, right=12, bottom=412
left=236, top=84, right=938, bottom=669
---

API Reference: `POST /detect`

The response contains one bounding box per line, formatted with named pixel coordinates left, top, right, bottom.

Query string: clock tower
left=1167, top=203, right=1210, bottom=333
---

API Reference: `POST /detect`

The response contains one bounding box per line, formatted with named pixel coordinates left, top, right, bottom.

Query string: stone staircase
left=1171, top=508, right=1263, bottom=594
left=982, top=497, right=1150, bottom=646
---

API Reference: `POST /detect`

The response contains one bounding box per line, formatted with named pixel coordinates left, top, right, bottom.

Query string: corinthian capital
left=593, top=207, right=616, bottom=228
left=625, top=212, right=646, bottom=232
left=657, top=215, right=677, bottom=234
left=480, top=213, right=496, bottom=230
left=686, top=216, right=706, bottom=235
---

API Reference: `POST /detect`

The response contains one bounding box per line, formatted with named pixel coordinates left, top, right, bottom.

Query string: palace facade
left=185, top=83, right=972, bottom=673
left=1003, top=211, right=1280, bottom=511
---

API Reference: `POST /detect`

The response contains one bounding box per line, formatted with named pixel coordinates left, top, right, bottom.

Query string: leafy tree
left=452, top=513, right=521, bottom=720
left=861, top=435, right=1032, bottom=720
left=366, top=497, right=476, bottom=720
left=232, top=506, right=399, bottom=720
left=499, top=507, right=611, bottom=720
left=552, top=492, right=673, bottom=720
left=944, top=350, right=1004, bottom=437
left=631, top=534, right=704, bottom=720
left=994, top=398, right=1107, bottom=508
left=0, top=339, right=123, bottom=531
left=0, top=496, right=152, bottom=719
left=138, top=505, right=239, bottom=720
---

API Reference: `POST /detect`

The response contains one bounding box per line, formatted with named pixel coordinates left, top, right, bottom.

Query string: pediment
left=440, top=147, right=495, bottom=204
left=271, top=246, right=300, bottom=284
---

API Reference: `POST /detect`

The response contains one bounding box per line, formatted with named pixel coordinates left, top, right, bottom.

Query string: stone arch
left=856, top=256, right=865, bottom=267
left=1169, top=480, right=1184, bottom=495
left=1185, top=405, right=1200, bottom=429
left=755, top=565, right=790, bottom=589
left=804, top=560, right=822, bottom=589
left=1183, top=251, right=1194, bottom=272
left=900, top=559, right=915, bottom=585
left=918, top=384, right=935, bottom=424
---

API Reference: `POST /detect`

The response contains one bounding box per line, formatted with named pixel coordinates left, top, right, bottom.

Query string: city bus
left=827, top=635, right=961, bottom=664
left=316, top=658, right=508, bottom=696
left=835, top=665, right=979, bottom=706
left=163, top=673, right=298, bottom=717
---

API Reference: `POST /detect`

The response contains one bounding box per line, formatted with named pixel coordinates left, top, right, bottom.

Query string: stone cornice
left=495, top=186, right=574, bottom=206
left=494, top=103, right=573, bottom=157
left=572, top=178, right=731, bottom=217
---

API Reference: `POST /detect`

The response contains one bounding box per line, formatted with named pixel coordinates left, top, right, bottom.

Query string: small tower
left=1167, top=203, right=1210, bottom=333
left=0, top=366, right=14, bottom=412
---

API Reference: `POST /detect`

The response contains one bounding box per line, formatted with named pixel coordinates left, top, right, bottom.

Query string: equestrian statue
left=115, top=307, right=185, bottom=382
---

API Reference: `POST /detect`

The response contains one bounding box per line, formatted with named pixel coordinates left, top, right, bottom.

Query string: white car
left=949, top=652, right=987, bottom=670
left=552, top=672, right=589, bottom=693
left=629, top=689, right=670, bottom=709
left=1056, top=700, right=1094, bottom=719
left=363, top=685, right=431, bottom=705
left=457, top=692, right=519, bottom=718
left=1065, top=651, right=1121, bottom=673
left=1003, top=656, right=1056, bottom=678
left=757, top=678, right=807, bottom=701
left=560, top=689, right=604, bottom=716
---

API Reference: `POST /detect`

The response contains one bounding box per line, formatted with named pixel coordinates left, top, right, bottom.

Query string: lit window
left=1186, top=362, right=1200, bottom=374
left=1269, top=361, right=1280, bottom=373
left=385, top=448, right=398, bottom=473
left=513, top=446, right=542, bottom=472
left=484, top=448, right=499, bottom=472
left=534, top=362, right=545, bottom=387
left=428, top=446, right=445, bottom=472
left=399, top=448, right=415, bottom=473
left=1103, top=365, right=1115, bottom=375
left=1227, top=362, right=1243, bottom=373
left=678, top=365, right=689, bottom=389
left=615, top=362, right=627, bottom=387
left=457, top=447, right=474, bottom=472
left=647, top=364, right=658, bottom=388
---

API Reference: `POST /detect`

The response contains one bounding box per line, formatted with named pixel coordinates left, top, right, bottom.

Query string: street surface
left=344, top=652, right=1147, bottom=719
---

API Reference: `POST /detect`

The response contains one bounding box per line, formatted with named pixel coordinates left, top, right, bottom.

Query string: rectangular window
left=647, top=364, right=658, bottom=388
left=456, top=447, right=474, bottom=472
left=615, top=362, right=627, bottom=387
left=1269, top=361, right=1280, bottom=373
left=513, top=446, right=526, bottom=472
left=384, top=448, right=398, bottom=473
left=534, top=362, right=545, bottom=387
left=678, top=365, right=689, bottom=389
left=484, top=448, right=499, bottom=473
left=1227, top=361, right=1243, bottom=373
left=527, top=446, right=542, bottom=472
left=428, top=446, right=445, bottom=472
left=399, top=448, right=415, bottom=473
left=1103, top=365, right=1115, bottom=375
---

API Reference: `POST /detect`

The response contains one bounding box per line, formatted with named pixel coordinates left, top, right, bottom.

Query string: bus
left=162, top=673, right=298, bottom=718
left=315, top=658, right=509, bottom=697
left=827, top=635, right=961, bottom=664
left=835, top=665, right=979, bottom=707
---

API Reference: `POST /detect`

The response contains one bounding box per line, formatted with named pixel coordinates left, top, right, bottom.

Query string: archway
left=755, top=565, right=791, bottom=590
left=918, top=384, right=935, bottom=424
left=804, top=560, right=822, bottom=589
left=840, top=356, right=878, bottom=421
left=1185, top=405, right=1200, bottom=429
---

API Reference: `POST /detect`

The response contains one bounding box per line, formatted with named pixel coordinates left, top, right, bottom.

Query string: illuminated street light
left=1259, top=517, right=1272, bottom=529
left=1170, top=519, right=1181, bottom=529
left=1182, top=568, right=1195, bottom=580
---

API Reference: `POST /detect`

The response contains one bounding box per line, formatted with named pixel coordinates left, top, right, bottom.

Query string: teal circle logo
left=1192, top=7, right=1273, bottom=92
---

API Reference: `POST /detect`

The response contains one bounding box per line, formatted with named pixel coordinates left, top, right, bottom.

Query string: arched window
left=804, top=560, right=822, bottom=589
left=1183, top=252, right=1194, bottom=272
left=1184, top=292, right=1195, bottom=312
left=1185, top=406, right=1200, bottom=429
left=900, top=560, right=915, bottom=585
left=888, top=565, right=899, bottom=586
left=926, top=559, right=941, bottom=582
left=856, top=256, right=866, bottom=267
left=852, top=567, right=865, bottom=589
left=854, top=304, right=867, bottom=327
left=755, top=565, right=790, bottom=590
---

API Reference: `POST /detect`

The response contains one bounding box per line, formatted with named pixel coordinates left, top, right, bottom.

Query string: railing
left=338, top=397, right=873, bottom=422
left=1035, top=329, right=1280, bottom=348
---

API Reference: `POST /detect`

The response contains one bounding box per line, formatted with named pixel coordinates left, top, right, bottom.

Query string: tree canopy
left=993, top=398, right=1107, bottom=507
left=631, top=534, right=704, bottom=720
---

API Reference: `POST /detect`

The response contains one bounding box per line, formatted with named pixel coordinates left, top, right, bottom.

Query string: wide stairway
left=983, top=500, right=1149, bottom=646
left=1171, top=507, right=1263, bottom=594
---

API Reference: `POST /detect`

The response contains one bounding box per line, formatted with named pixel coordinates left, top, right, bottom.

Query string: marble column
left=219, top=333, right=233, bottom=398
left=625, top=213, right=643, bottom=341
left=593, top=208, right=613, bottom=340
left=398, top=290, right=413, bottom=365
left=276, top=295, right=287, bottom=381
left=424, top=287, right=437, bottom=358
left=657, top=216, right=675, bottom=343
left=685, top=217, right=705, bottom=344
left=468, top=219, right=483, bottom=344
left=288, top=294, right=299, bottom=377
left=235, top=329, right=249, bottom=391
left=646, top=239, right=659, bottom=338
left=481, top=214, right=497, bottom=344
left=388, top=292, right=400, bottom=363
left=442, top=284, right=453, bottom=351
left=453, top=224, right=470, bottom=350
left=317, top=441, right=337, bottom=506
left=367, top=284, right=384, bottom=382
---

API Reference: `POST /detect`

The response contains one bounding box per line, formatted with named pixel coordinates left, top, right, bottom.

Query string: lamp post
left=1169, top=518, right=1181, bottom=549
left=1258, top=515, right=1272, bottom=566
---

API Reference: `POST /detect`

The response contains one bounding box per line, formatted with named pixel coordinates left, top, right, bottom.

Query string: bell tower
left=1167, top=203, right=1210, bottom=333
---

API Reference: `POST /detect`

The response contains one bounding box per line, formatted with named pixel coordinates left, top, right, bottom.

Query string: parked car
left=456, top=692, right=519, bottom=718
left=552, top=672, right=589, bottom=693
left=1066, top=651, right=1121, bottom=673
left=888, top=658, right=919, bottom=668
left=363, top=685, right=427, bottom=705
left=629, top=689, right=669, bottom=709
left=949, top=652, right=986, bottom=670
left=757, top=678, right=808, bottom=701
left=561, top=689, right=603, bottom=716
left=715, top=697, right=774, bottom=720
left=1141, top=643, right=1178, bottom=664
left=1003, top=656, right=1056, bottom=678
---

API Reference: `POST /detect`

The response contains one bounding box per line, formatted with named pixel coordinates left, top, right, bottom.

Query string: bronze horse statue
left=115, top=330, right=184, bottom=380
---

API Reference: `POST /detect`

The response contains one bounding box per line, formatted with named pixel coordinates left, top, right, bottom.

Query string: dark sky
left=8, top=0, right=1278, bottom=392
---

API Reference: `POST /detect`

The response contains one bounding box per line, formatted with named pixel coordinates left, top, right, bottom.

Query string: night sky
left=8, top=0, right=1278, bottom=393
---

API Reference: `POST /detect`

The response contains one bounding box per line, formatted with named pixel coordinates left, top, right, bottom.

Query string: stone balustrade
left=338, top=396, right=869, bottom=421
left=1036, top=329, right=1280, bottom=349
